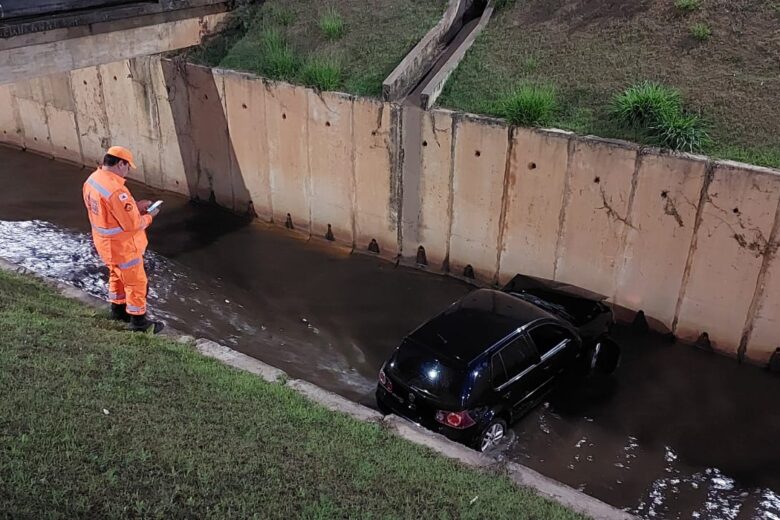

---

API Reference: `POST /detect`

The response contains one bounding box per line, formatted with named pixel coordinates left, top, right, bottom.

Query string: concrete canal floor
left=1, top=146, right=778, bottom=519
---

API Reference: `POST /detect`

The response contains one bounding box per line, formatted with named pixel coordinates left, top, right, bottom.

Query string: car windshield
left=388, top=339, right=465, bottom=403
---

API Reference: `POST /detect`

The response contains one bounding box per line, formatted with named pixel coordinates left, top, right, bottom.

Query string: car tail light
left=378, top=369, right=393, bottom=393
left=435, top=410, right=476, bottom=429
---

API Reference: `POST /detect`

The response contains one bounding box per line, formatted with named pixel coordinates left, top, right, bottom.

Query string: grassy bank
left=187, top=0, right=446, bottom=97
left=0, top=269, right=582, bottom=519
left=438, top=0, right=780, bottom=168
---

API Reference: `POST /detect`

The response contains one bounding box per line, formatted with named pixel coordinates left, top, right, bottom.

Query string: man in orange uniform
left=82, top=146, right=163, bottom=333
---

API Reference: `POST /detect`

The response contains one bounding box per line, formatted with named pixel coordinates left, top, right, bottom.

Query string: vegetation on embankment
left=187, top=0, right=446, bottom=96
left=0, top=269, right=583, bottom=519
left=438, top=0, right=780, bottom=168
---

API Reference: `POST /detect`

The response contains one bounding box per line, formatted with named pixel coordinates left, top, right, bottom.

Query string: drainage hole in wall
left=282, top=113, right=287, bottom=120
left=422, top=140, right=428, bottom=147
left=733, top=207, right=740, bottom=214
left=371, top=130, right=377, bottom=136
left=528, top=162, right=537, bottom=170
left=661, top=190, right=668, bottom=199
left=326, top=121, right=331, bottom=127
left=83, top=80, right=87, bottom=85
left=594, top=176, right=601, bottom=184
left=113, top=76, right=117, bottom=81
left=242, top=103, right=247, bottom=109
left=33, top=137, right=38, bottom=141
left=204, top=94, right=209, bottom=100
left=475, top=150, right=481, bottom=157
left=63, top=146, right=67, bottom=150
left=175, top=180, right=180, bottom=185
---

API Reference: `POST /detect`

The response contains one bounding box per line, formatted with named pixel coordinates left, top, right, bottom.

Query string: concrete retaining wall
left=1, top=57, right=779, bottom=366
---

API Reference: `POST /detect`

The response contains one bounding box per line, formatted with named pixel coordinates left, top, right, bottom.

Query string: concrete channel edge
left=0, top=257, right=637, bottom=520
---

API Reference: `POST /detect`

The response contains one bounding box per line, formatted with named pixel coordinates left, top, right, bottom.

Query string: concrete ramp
left=0, top=0, right=230, bottom=86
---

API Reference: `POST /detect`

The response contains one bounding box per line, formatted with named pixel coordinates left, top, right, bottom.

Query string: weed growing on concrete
left=319, top=7, right=346, bottom=40
left=490, top=85, right=557, bottom=126
left=610, top=81, right=681, bottom=130
left=302, top=55, right=343, bottom=91
left=674, top=0, right=701, bottom=12
left=690, top=22, right=712, bottom=41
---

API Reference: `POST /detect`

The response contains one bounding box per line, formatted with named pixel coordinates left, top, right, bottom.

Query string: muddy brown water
left=1, top=146, right=778, bottom=519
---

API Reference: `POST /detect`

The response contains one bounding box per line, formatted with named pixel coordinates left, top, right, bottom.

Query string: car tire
left=478, top=418, right=507, bottom=452
left=590, top=337, right=620, bottom=375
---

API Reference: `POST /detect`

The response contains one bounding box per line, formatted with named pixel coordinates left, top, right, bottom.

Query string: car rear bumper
left=375, top=385, right=479, bottom=447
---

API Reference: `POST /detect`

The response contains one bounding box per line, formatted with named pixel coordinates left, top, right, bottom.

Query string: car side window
left=492, top=337, right=537, bottom=388
left=491, top=353, right=508, bottom=388
left=528, top=324, right=573, bottom=357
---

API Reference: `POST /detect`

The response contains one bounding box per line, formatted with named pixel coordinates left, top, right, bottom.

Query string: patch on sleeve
left=124, top=203, right=134, bottom=212
left=118, top=192, right=129, bottom=202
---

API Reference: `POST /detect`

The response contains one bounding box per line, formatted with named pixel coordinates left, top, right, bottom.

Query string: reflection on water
left=0, top=220, right=375, bottom=399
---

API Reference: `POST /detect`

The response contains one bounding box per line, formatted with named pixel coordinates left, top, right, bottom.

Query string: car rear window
left=388, top=339, right=465, bottom=402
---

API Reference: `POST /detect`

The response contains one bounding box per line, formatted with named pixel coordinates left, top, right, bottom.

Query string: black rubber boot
left=110, top=303, right=131, bottom=323
left=129, top=313, right=164, bottom=334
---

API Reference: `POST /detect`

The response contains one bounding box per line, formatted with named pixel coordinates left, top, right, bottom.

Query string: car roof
left=406, top=288, right=557, bottom=365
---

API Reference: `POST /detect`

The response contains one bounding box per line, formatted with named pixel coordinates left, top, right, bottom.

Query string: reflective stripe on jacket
left=82, top=168, right=153, bottom=265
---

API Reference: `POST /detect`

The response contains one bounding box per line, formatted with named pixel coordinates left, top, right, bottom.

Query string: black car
left=376, top=274, right=620, bottom=452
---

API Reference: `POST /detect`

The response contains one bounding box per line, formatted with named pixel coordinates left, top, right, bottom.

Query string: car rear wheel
left=479, top=419, right=507, bottom=452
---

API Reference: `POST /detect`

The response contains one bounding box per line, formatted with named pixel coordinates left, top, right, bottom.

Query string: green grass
left=219, top=27, right=301, bottom=81
left=610, top=81, right=682, bottom=130
left=190, top=0, right=446, bottom=98
left=674, top=0, right=700, bottom=12
left=436, top=2, right=780, bottom=169
left=652, top=110, right=711, bottom=153
left=489, top=85, right=558, bottom=126
left=319, top=7, right=345, bottom=40
left=0, top=269, right=583, bottom=519
left=301, top=54, right=343, bottom=91
left=690, top=22, right=712, bottom=41
left=610, top=82, right=709, bottom=152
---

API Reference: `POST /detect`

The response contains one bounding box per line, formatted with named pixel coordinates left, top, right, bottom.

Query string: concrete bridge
left=0, top=0, right=231, bottom=85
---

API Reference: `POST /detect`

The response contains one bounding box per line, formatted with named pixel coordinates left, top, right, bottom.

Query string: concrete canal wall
left=0, top=56, right=778, bottom=366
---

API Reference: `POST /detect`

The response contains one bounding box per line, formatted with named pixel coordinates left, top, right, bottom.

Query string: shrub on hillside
left=610, top=81, right=681, bottom=130
left=611, top=82, right=709, bottom=152
left=301, top=55, right=343, bottom=91
left=490, top=85, right=557, bottom=126
left=319, top=8, right=345, bottom=40
left=259, top=28, right=300, bottom=80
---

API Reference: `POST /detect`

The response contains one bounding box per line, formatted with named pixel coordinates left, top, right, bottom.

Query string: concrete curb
left=382, top=414, right=495, bottom=468
left=194, top=339, right=287, bottom=383
left=0, top=256, right=637, bottom=520
left=287, top=379, right=384, bottom=423
left=507, top=463, right=635, bottom=520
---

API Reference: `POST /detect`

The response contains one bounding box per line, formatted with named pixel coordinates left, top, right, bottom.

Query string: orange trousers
left=107, top=259, right=148, bottom=316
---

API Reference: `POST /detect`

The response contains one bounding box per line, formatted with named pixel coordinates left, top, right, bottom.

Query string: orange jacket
left=82, top=168, right=153, bottom=266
